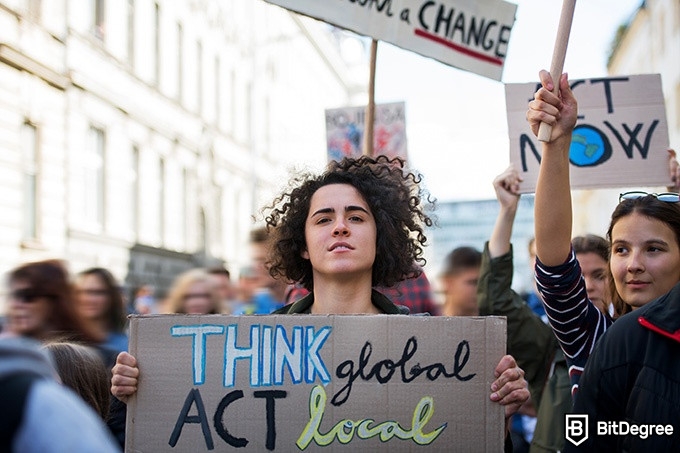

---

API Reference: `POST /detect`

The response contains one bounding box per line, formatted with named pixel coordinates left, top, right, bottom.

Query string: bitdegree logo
left=566, top=414, right=674, bottom=446
left=597, top=421, right=673, bottom=439
left=566, top=414, right=589, bottom=446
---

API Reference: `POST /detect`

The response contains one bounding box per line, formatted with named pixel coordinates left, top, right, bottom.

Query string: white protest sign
left=263, top=0, right=517, bottom=81
left=125, top=314, right=506, bottom=452
left=326, top=102, right=408, bottom=161
left=505, top=74, right=670, bottom=192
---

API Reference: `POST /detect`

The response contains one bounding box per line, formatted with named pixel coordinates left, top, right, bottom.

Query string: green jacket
left=477, top=242, right=570, bottom=453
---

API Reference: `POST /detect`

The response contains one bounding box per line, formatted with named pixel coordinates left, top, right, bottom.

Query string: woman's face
left=610, top=212, right=680, bottom=309
left=76, top=274, right=110, bottom=321
left=302, top=183, right=377, bottom=281
left=183, top=281, right=214, bottom=314
left=575, top=251, right=609, bottom=314
left=6, top=280, right=52, bottom=338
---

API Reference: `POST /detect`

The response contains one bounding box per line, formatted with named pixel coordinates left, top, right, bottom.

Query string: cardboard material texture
left=325, top=102, right=408, bottom=162
left=262, top=0, right=517, bottom=81
left=505, top=74, right=670, bottom=193
left=125, top=314, right=506, bottom=452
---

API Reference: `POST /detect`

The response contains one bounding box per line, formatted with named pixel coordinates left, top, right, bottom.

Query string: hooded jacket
left=568, top=281, right=680, bottom=451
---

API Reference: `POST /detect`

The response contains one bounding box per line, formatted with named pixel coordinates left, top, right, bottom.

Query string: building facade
left=572, top=0, right=679, bottom=237
left=0, top=0, right=365, bottom=299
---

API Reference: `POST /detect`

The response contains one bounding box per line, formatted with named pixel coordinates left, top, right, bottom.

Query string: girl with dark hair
left=266, top=155, right=432, bottom=313
left=528, top=69, right=680, bottom=451
left=112, top=155, right=530, bottom=446
left=75, top=267, right=128, bottom=353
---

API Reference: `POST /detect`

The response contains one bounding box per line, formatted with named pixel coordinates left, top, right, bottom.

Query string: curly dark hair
left=264, top=155, right=434, bottom=291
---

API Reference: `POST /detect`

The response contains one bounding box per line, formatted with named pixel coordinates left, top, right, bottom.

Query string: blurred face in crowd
left=441, top=267, right=480, bottom=316
left=6, top=279, right=53, bottom=338
left=75, top=273, right=109, bottom=321
left=182, top=281, right=214, bottom=314
left=209, top=273, right=234, bottom=302
left=575, top=251, right=609, bottom=313
left=610, top=212, right=680, bottom=309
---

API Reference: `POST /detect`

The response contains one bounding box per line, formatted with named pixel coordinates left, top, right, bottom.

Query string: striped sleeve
left=534, top=248, right=613, bottom=395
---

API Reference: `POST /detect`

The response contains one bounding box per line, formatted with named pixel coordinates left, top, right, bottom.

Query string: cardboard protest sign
left=263, top=0, right=517, bottom=81
left=125, top=314, right=506, bottom=452
left=326, top=102, right=408, bottom=162
left=506, top=74, right=670, bottom=193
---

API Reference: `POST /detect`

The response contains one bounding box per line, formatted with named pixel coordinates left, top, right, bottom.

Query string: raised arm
left=528, top=71, right=578, bottom=266
left=478, top=165, right=557, bottom=408
left=488, top=165, right=522, bottom=258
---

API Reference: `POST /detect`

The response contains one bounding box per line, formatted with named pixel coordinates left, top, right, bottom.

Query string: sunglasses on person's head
left=619, top=191, right=680, bottom=203
left=9, top=288, right=47, bottom=303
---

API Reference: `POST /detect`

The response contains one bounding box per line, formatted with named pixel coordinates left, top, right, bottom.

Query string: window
left=93, top=0, right=105, bottom=40
left=127, top=0, right=135, bottom=66
left=158, top=157, right=165, bottom=242
left=85, top=126, right=106, bottom=226
left=181, top=167, right=187, bottom=247
left=154, top=2, right=160, bottom=84
left=131, top=145, right=140, bottom=236
left=214, top=55, right=220, bottom=123
left=21, top=122, right=39, bottom=241
left=177, top=22, right=183, bottom=100
left=197, top=41, right=203, bottom=114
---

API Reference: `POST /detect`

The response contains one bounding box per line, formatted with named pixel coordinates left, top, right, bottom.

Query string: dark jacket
left=567, top=281, right=680, bottom=452
left=477, top=243, right=569, bottom=452
left=272, top=289, right=411, bottom=315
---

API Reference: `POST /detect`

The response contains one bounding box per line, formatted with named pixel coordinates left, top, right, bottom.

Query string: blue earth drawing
left=569, top=124, right=612, bottom=167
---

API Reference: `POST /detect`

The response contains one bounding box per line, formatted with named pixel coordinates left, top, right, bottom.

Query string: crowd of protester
left=2, top=73, right=680, bottom=452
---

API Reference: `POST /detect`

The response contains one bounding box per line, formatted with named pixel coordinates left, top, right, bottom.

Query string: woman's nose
left=332, top=221, right=349, bottom=236
left=626, top=252, right=645, bottom=273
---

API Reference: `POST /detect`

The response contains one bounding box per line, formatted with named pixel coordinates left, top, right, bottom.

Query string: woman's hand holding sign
left=490, top=354, right=529, bottom=419
left=111, top=351, right=139, bottom=404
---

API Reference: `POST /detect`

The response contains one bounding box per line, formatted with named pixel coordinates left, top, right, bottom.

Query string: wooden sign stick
left=363, top=39, right=378, bottom=156
left=538, top=0, right=577, bottom=142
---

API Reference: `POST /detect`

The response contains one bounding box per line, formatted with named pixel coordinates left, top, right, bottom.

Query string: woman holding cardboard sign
left=528, top=69, right=680, bottom=451
left=112, top=156, right=529, bottom=444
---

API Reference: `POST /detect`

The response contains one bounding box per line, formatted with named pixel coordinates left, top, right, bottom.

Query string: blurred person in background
left=1, top=259, right=126, bottom=447
left=132, top=284, right=156, bottom=315
left=164, top=268, right=221, bottom=315
left=75, top=267, right=128, bottom=354
left=0, top=336, right=120, bottom=452
left=439, top=246, right=483, bottom=316
left=207, top=266, right=239, bottom=314
left=43, top=341, right=111, bottom=421
left=1, top=259, right=96, bottom=344
left=248, top=227, right=286, bottom=314
left=377, top=267, right=439, bottom=315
